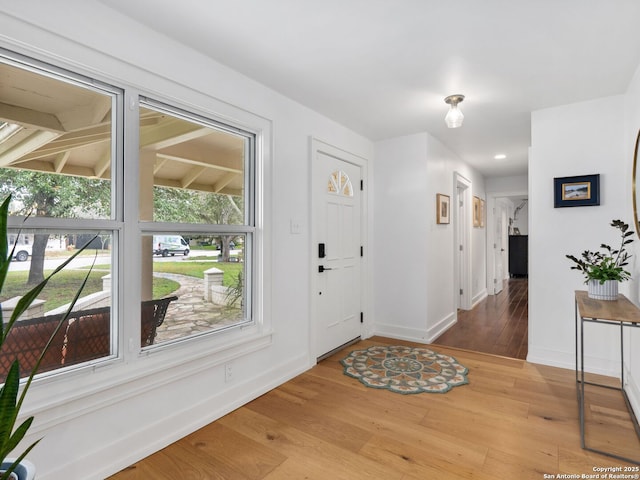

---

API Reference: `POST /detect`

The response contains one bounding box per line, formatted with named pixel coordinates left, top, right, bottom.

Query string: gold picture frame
left=436, top=193, right=450, bottom=224
left=473, top=196, right=485, bottom=228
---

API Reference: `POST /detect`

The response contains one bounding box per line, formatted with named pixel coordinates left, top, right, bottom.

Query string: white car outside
left=153, top=235, right=190, bottom=257
left=11, top=243, right=32, bottom=262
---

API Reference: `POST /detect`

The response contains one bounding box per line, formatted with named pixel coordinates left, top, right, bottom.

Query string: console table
left=575, top=290, right=640, bottom=464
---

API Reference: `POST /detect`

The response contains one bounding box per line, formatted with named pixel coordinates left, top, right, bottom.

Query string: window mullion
left=120, top=89, right=142, bottom=361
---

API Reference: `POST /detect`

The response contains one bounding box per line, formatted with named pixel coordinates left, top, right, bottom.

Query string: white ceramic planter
left=0, top=459, right=36, bottom=480
left=587, top=279, right=619, bottom=301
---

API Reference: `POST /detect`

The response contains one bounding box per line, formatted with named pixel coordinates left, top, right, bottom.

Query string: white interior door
left=454, top=174, right=471, bottom=310
left=457, top=186, right=465, bottom=308
left=494, top=201, right=505, bottom=294
left=313, top=149, right=362, bottom=358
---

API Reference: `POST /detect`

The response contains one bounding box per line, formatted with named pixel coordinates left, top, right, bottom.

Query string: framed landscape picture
left=436, top=193, right=450, bottom=224
left=554, top=174, right=600, bottom=208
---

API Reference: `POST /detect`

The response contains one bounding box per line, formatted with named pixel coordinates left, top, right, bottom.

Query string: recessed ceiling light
left=494, top=154, right=507, bottom=160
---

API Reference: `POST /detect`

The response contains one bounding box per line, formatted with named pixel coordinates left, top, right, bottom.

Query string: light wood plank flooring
left=434, top=278, right=528, bottom=359
left=109, top=336, right=639, bottom=479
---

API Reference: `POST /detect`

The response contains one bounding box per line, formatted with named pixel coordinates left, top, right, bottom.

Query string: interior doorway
left=433, top=278, right=528, bottom=359
left=454, top=173, right=472, bottom=310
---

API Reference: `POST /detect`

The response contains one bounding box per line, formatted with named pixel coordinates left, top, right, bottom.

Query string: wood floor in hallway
left=109, top=336, right=639, bottom=479
left=433, top=278, right=528, bottom=360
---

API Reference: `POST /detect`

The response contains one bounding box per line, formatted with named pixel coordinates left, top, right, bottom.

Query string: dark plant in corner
left=0, top=195, right=96, bottom=480
left=566, top=219, right=635, bottom=284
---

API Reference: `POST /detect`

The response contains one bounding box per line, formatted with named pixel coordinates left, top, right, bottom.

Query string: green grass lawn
left=0, top=261, right=242, bottom=312
left=151, top=261, right=243, bottom=287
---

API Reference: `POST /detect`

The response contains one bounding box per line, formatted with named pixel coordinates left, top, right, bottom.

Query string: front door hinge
left=460, top=288, right=463, bottom=295
left=360, top=246, right=363, bottom=257
left=360, top=179, right=364, bottom=191
left=360, top=312, right=364, bottom=323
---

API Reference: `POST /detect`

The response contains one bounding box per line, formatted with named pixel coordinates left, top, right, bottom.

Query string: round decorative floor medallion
left=341, top=345, right=469, bottom=394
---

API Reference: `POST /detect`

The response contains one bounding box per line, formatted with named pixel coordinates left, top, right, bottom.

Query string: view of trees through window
left=0, top=52, right=254, bottom=379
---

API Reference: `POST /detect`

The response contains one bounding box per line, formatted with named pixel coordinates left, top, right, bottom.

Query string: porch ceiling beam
left=140, top=120, right=211, bottom=150
left=16, top=134, right=110, bottom=163
left=0, top=130, right=61, bottom=167
left=94, top=152, right=111, bottom=178
left=8, top=159, right=96, bottom=178
left=0, top=102, right=65, bottom=132
left=153, top=157, right=169, bottom=175
left=156, top=153, right=242, bottom=174
left=153, top=177, right=241, bottom=196
left=180, top=166, right=207, bottom=188
left=212, top=172, right=237, bottom=193
left=53, top=150, right=70, bottom=173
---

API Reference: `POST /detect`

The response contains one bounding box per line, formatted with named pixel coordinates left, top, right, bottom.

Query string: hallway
left=433, top=278, right=528, bottom=359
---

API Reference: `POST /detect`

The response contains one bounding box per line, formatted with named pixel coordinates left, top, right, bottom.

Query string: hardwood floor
left=433, top=278, right=528, bottom=359
left=109, top=336, right=639, bottom=479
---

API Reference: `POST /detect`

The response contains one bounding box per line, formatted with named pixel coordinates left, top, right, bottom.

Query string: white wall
left=511, top=200, right=529, bottom=235
left=624, top=61, right=640, bottom=420
left=373, top=132, right=486, bottom=343
left=529, top=95, right=630, bottom=378
left=0, top=4, right=373, bottom=479
left=486, top=175, right=528, bottom=194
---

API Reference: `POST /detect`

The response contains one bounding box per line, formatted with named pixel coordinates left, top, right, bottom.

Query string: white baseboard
left=373, top=311, right=456, bottom=345
left=373, top=323, right=431, bottom=344
left=527, top=345, right=620, bottom=378
left=427, top=312, right=457, bottom=342
left=472, top=289, right=488, bottom=308
left=47, top=353, right=311, bottom=480
left=624, top=367, right=640, bottom=423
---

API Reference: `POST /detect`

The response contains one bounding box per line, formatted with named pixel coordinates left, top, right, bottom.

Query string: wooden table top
left=575, top=290, right=640, bottom=324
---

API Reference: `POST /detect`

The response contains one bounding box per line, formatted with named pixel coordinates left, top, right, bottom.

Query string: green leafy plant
left=0, top=196, right=96, bottom=479
left=566, top=219, right=635, bottom=284
left=224, top=270, right=243, bottom=308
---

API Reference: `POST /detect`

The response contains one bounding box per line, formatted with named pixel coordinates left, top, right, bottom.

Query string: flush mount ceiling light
left=494, top=154, right=507, bottom=160
left=444, top=94, right=465, bottom=128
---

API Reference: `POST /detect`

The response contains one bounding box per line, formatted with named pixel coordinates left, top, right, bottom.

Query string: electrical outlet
left=224, top=362, right=233, bottom=382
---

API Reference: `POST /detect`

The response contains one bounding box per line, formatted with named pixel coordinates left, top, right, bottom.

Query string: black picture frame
left=553, top=174, right=600, bottom=208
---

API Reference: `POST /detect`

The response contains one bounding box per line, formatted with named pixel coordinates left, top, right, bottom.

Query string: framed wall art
left=436, top=193, right=450, bottom=224
left=554, top=174, right=600, bottom=208
left=473, top=196, right=482, bottom=227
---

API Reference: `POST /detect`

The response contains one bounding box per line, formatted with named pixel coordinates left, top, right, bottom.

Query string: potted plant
left=0, top=196, right=96, bottom=479
left=566, top=219, right=635, bottom=300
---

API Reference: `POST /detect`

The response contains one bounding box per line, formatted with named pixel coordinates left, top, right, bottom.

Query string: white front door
left=313, top=145, right=362, bottom=358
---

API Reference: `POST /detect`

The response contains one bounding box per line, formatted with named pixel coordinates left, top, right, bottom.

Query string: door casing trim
left=309, top=137, right=370, bottom=363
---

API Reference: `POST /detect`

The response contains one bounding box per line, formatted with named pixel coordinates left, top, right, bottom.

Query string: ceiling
left=98, top=0, right=640, bottom=177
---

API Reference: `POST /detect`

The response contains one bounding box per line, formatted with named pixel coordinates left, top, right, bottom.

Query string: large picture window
left=0, top=51, right=257, bottom=379
left=0, top=55, right=118, bottom=380
left=138, top=101, right=254, bottom=345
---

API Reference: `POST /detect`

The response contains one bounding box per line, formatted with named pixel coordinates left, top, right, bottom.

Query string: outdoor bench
left=0, top=295, right=178, bottom=381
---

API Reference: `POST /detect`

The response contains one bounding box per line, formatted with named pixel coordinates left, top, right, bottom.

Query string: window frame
left=0, top=49, right=124, bottom=373
left=135, top=97, right=257, bottom=349
left=0, top=49, right=269, bottom=384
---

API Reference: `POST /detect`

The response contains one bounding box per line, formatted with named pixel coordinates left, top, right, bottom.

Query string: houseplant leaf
left=0, top=194, right=99, bottom=479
